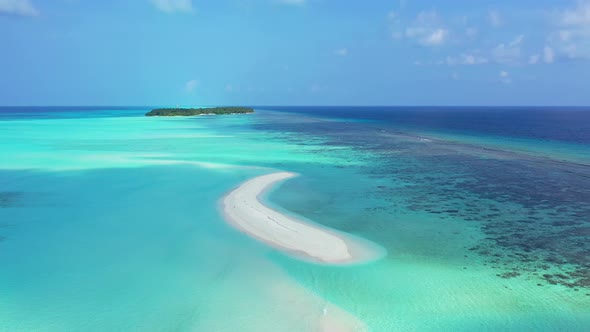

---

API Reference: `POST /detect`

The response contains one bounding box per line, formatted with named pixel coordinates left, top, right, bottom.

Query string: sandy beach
left=222, top=172, right=382, bottom=265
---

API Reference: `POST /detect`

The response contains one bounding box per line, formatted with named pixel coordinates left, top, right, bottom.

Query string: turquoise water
left=1, top=107, right=589, bottom=331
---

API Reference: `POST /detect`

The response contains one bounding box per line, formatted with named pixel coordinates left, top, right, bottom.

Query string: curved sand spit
left=222, top=172, right=383, bottom=264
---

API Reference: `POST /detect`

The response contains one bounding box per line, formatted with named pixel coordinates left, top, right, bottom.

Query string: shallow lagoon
left=1, top=107, right=589, bottom=331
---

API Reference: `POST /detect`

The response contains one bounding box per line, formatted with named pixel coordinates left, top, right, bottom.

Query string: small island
left=145, top=107, right=254, bottom=117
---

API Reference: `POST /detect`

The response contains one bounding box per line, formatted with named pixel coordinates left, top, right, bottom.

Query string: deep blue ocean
left=260, top=106, right=590, bottom=144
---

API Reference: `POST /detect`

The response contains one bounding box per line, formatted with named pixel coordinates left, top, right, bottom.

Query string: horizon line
left=1, top=105, right=590, bottom=108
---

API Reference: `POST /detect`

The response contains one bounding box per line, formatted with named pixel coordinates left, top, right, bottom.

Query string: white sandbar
left=222, top=172, right=382, bottom=264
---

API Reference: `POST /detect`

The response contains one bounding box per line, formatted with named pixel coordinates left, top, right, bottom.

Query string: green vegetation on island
left=145, top=107, right=254, bottom=117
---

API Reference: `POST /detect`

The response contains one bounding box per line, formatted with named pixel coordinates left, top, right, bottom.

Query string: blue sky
left=1, top=0, right=589, bottom=106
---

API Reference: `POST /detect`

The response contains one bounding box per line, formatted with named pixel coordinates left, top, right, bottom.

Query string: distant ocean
left=1, top=106, right=589, bottom=331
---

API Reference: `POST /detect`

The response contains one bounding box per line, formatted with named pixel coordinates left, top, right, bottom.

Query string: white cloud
left=387, top=10, right=404, bottom=39
left=488, top=10, right=503, bottom=27
left=560, top=1, right=590, bottom=26
left=185, top=79, right=199, bottom=93
left=543, top=46, right=555, bottom=63
left=422, top=28, right=449, bottom=46
left=276, top=0, right=306, bottom=6
left=334, top=48, right=348, bottom=56
left=509, top=34, right=525, bottom=47
left=465, top=27, right=478, bottom=37
left=416, top=52, right=488, bottom=67
left=559, top=30, right=574, bottom=42
left=549, top=1, right=590, bottom=59
left=0, top=0, right=39, bottom=17
left=492, top=44, right=519, bottom=63
left=151, top=0, right=194, bottom=14
left=446, top=53, right=489, bottom=66
left=434, top=34, right=547, bottom=67
left=499, top=70, right=511, bottom=84
left=416, top=10, right=438, bottom=24
left=492, top=35, right=525, bottom=64
left=394, top=10, right=450, bottom=47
